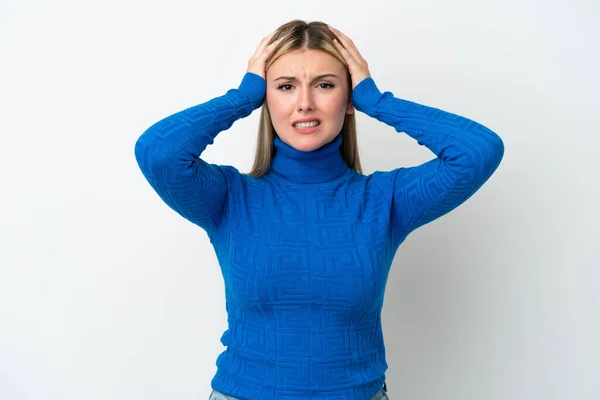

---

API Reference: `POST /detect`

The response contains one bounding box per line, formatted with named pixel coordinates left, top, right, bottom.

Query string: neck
left=266, top=133, right=349, bottom=184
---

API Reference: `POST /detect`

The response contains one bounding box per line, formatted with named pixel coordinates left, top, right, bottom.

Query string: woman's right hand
left=246, top=31, right=284, bottom=80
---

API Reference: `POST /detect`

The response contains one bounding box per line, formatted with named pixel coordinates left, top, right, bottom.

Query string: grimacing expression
left=266, top=49, right=354, bottom=152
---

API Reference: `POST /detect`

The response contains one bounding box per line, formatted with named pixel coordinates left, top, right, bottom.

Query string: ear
left=346, top=98, right=355, bottom=115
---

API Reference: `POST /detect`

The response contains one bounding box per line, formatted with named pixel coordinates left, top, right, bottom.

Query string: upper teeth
left=294, top=121, right=320, bottom=128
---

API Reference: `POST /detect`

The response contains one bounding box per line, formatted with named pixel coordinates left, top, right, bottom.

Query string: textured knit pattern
left=209, top=385, right=388, bottom=400
left=134, top=72, right=504, bottom=400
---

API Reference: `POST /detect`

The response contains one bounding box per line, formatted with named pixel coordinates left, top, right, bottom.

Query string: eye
left=276, top=82, right=336, bottom=91
left=277, top=83, right=294, bottom=91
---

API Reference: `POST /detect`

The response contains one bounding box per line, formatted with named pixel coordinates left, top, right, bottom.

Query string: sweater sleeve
left=352, top=77, right=505, bottom=239
left=134, top=72, right=266, bottom=234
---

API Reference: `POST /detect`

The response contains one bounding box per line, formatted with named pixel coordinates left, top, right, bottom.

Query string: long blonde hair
left=247, top=19, right=363, bottom=178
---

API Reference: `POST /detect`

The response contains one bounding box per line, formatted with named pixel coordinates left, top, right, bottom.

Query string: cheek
left=318, top=95, right=347, bottom=116
left=266, top=92, right=291, bottom=120
left=266, top=90, right=348, bottom=121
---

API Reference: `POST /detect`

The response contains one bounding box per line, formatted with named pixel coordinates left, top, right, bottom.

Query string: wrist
left=351, top=77, right=384, bottom=113
left=238, top=72, right=266, bottom=108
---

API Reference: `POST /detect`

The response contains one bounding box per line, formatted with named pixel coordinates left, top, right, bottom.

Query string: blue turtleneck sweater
left=134, top=72, right=504, bottom=399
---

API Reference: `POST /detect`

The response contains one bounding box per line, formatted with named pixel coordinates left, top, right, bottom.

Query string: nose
left=297, top=87, right=315, bottom=112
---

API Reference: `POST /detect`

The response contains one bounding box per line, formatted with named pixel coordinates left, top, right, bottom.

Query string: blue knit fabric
left=134, top=72, right=504, bottom=399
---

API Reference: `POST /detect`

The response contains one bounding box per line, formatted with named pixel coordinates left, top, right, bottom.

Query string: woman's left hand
left=328, top=25, right=372, bottom=90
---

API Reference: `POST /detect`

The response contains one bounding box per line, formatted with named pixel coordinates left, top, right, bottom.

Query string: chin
left=289, top=135, right=329, bottom=152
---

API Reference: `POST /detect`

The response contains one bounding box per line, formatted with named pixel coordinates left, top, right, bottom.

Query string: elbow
left=477, top=134, right=504, bottom=183
left=134, top=128, right=164, bottom=180
left=134, top=132, right=149, bottom=172
left=489, top=134, right=505, bottom=172
left=458, top=133, right=505, bottom=185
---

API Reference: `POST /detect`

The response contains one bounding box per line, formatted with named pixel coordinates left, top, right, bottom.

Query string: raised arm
left=134, top=72, right=266, bottom=234
left=353, top=77, right=505, bottom=240
left=327, top=25, right=504, bottom=241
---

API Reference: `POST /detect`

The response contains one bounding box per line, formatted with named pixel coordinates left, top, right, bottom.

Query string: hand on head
left=246, top=31, right=284, bottom=80
left=327, top=25, right=371, bottom=90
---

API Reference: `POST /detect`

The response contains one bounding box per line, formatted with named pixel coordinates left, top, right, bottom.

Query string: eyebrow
left=273, top=74, right=339, bottom=82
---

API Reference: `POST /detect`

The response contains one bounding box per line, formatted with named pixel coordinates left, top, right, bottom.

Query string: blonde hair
left=247, top=19, right=363, bottom=178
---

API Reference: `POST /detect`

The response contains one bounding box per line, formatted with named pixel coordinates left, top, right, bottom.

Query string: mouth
left=292, top=120, right=321, bottom=134
left=292, top=120, right=321, bottom=129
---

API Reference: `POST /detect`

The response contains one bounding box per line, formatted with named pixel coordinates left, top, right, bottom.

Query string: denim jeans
left=209, top=382, right=389, bottom=400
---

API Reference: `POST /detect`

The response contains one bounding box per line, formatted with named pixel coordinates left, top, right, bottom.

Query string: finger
left=328, top=26, right=360, bottom=56
left=267, top=36, right=285, bottom=46
left=328, top=26, right=352, bottom=47
left=332, top=38, right=348, bottom=54
left=263, top=31, right=277, bottom=42
left=332, top=37, right=358, bottom=66
left=263, top=36, right=284, bottom=55
left=257, top=31, right=278, bottom=51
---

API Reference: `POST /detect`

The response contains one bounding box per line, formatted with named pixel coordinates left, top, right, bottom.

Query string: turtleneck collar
left=266, top=132, right=349, bottom=184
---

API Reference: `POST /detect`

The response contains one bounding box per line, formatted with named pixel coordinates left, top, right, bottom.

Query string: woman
left=134, top=20, right=504, bottom=400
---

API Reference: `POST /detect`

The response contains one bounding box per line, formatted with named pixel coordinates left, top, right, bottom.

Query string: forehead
left=267, top=49, right=345, bottom=78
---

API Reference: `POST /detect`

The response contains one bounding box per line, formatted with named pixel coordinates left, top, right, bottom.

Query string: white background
left=1, top=0, right=598, bottom=399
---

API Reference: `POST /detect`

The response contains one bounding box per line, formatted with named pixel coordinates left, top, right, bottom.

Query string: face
left=266, top=49, right=354, bottom=152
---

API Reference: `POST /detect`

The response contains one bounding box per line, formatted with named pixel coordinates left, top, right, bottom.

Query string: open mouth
left=293, top=120, right=321, bottom=129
